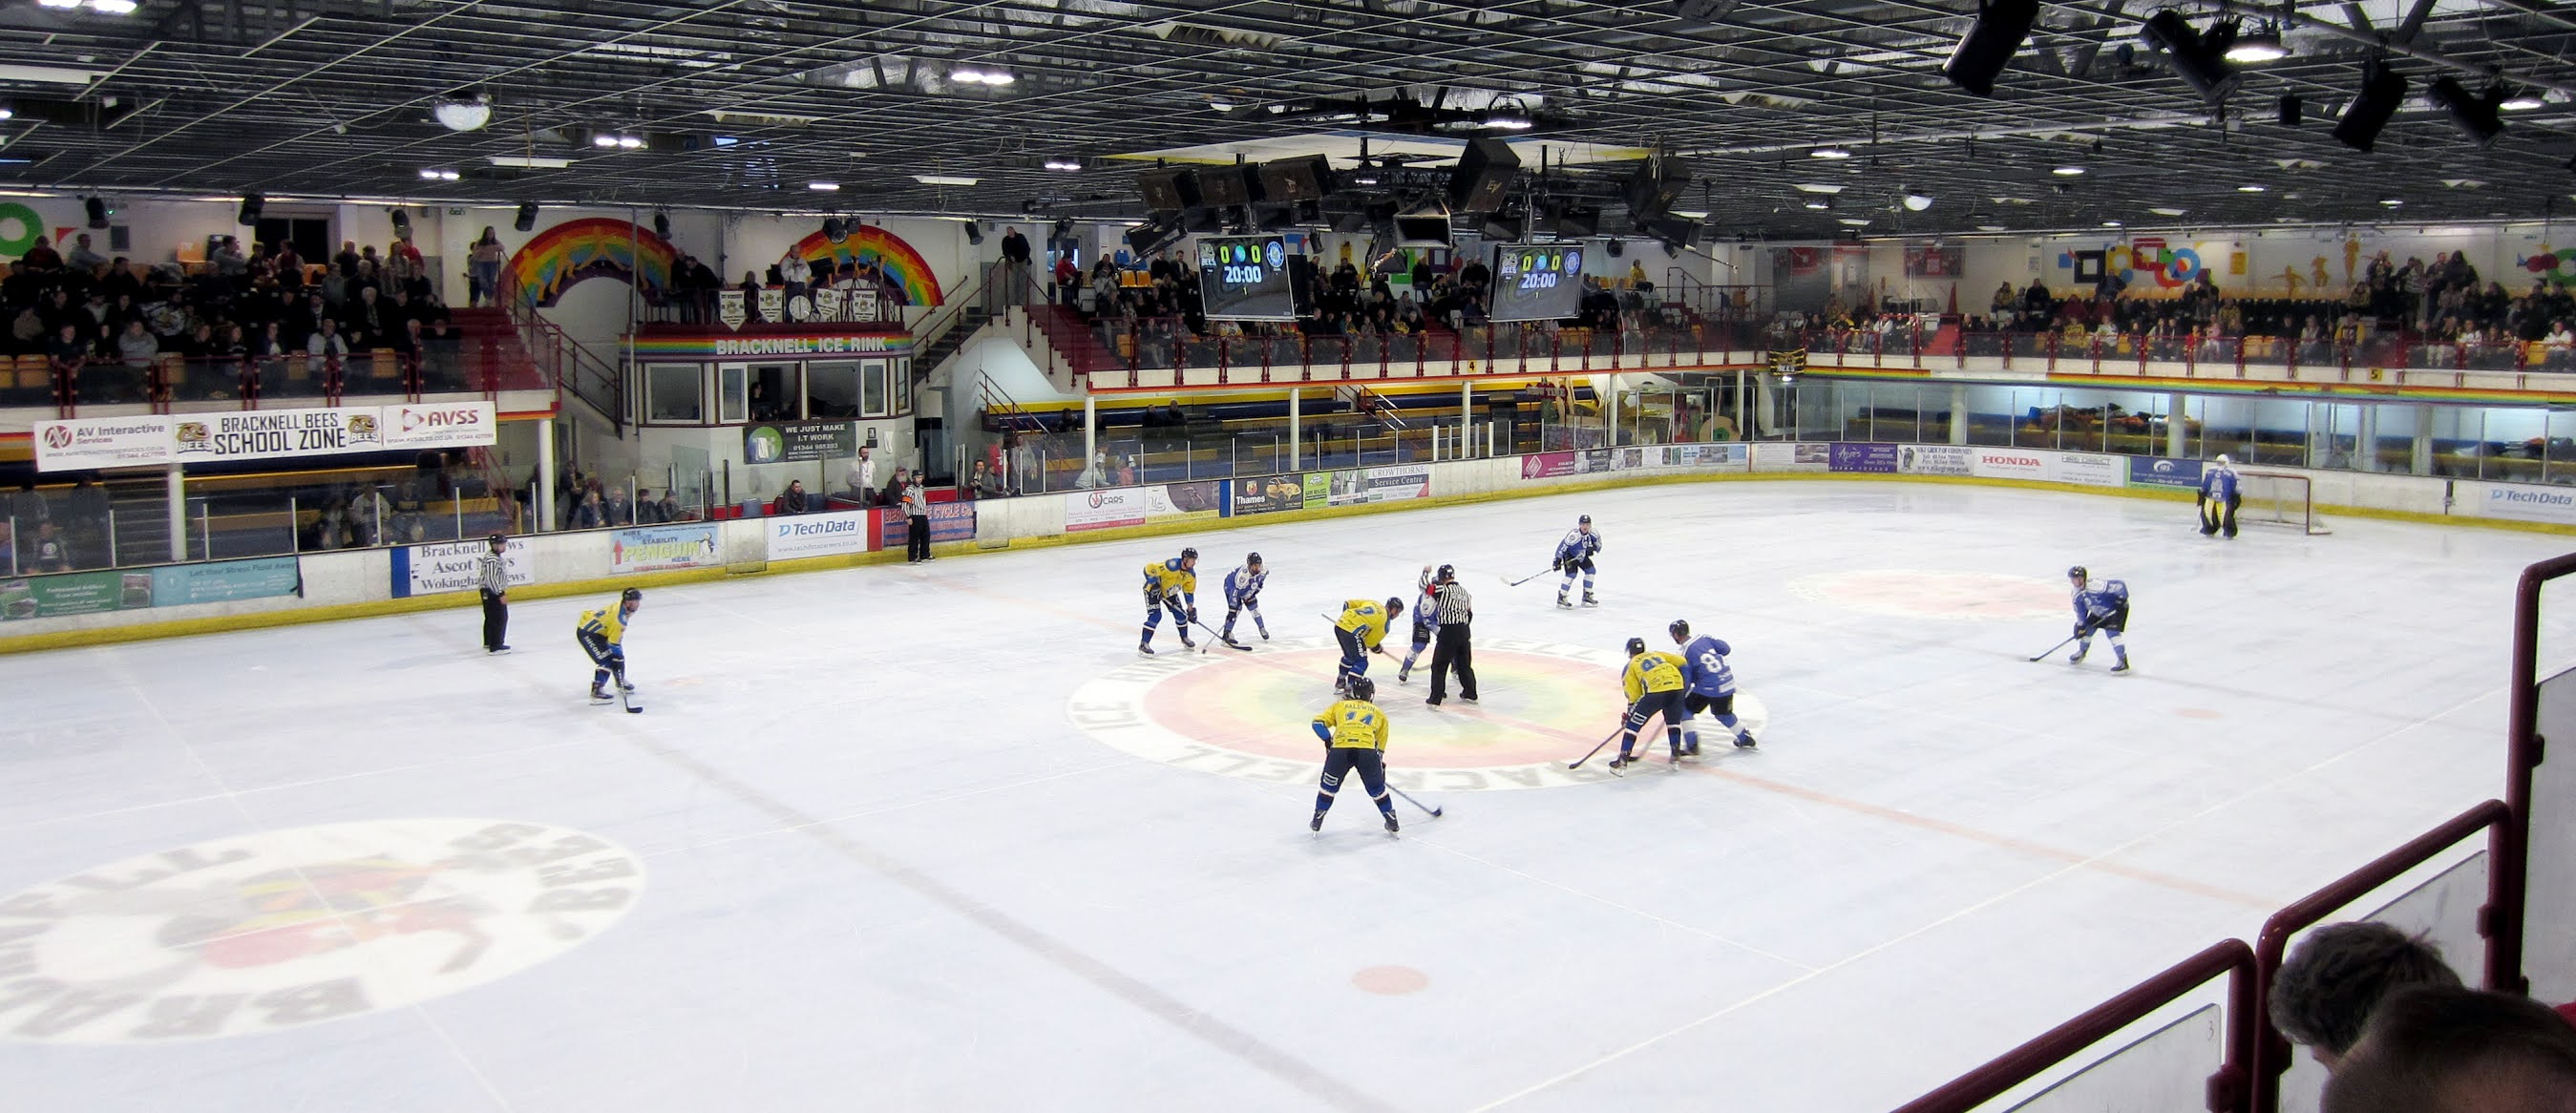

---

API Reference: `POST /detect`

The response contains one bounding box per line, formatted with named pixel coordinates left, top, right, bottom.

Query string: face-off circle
left=1069, top=637, right=1768, bottom=791
left=0, top=818, right=643, bottom=1043
left=1789, top=570, right=2070, bottom=621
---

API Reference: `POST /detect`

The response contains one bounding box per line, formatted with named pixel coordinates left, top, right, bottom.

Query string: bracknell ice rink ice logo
left=1070, top=638, right=1767, bottom=790
left=0, top=819, right=642, bottom=1043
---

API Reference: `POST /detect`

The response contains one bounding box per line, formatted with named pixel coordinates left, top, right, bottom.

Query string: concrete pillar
left=1083, top=394, right=1097, bottom=472
left=536, top=419, right=557, bottom=532
left=1948, top=385, right=1969, bottom=446
left=164, top=463, right=186, bottom=562
left=2412, top=405, right=2435, bottom=475
left=2354, top=405, right=2377, bottom=472
left=1604, top=373, right=1619, bottom=447
left=2165, top=392, right=2188, bottom=458
left=1460, top=381, right=1474, bottom=458
left=1288, top=387, right=1301, bottom=469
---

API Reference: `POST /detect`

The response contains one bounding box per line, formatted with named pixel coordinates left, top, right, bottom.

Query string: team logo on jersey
left=0, top=819, right=642, bottom=1043
left=1069, top=638, right=1767, bottom=791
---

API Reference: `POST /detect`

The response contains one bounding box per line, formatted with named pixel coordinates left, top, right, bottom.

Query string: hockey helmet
left=2214, top=453, right=2231, bottom=466
left=2066, top=565, right=2088, bottom=582
left=1180, top=547, right=1198, bottom=561
left=1436, top=563, right=1455, bottom=583
left=1625, top=636, right=1647, bottom=657
left=620, top=587, right=643, bottom=605
left=1347, top=677, right=1377, bottom=702
left=1245, top=552, right=1262, bottom=567
left=1668, top=620, right=1691, bottom=641
left=1578, top=514, right=1593, bottom=526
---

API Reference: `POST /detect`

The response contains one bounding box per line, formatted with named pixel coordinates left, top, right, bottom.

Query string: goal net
left=2235, top=471, right=2331, bottom=535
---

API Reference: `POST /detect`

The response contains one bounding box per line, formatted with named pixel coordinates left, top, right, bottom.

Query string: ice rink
left=4, top=479, right=2567, bottom=1112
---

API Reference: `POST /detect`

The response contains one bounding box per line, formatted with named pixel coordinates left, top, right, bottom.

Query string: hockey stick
left=1566, top=725, right=1625, bottom=769
left=1386, top=784, right=1444, bottom=818
left=1504, top=565, right=1559, bottom=587
left=614, top=661, right=643, bottom=713
left=1193, top=619, right=1253, bottom=652
left=2026, top=627, right=2091, bottom=662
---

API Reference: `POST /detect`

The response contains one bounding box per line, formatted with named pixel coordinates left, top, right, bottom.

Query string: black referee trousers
left=1429, top=622, right=1476, bottom=702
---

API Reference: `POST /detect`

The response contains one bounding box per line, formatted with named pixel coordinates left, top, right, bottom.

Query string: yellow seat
left=370, top=350, right=399, bottom=380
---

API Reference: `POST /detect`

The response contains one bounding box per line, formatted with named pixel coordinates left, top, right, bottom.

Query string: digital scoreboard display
left=1488, top=243, right=1588, bottom=323
left=1196, top=235, right=1306, bottom=321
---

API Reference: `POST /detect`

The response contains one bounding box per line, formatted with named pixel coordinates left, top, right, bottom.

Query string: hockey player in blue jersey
left=1398, top=565, right=1439, bottom=682
left=1139, top=547, right=1199, bottom=655
left=2067, top=565, right=2132, bottom=672
left=1552, top=514, right=1603, bottom=608
left=1219, top=552, right=1268, bottom=644
left=2199, top=453, right=2241, bottom=538
left=1668, top=620, right=1757, bottom=753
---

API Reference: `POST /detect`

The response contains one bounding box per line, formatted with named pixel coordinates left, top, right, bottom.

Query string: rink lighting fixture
left=1792, top=182, right=1845, bottom=194
left=2503, top=90, right=2547, bottom=111
left=1482, top=108, right=1533, bottom=131
left=592, top=133, right=645, bottom=150
left=1044, top=158, right=1083, bottom=171
left=488, top=155, right=573, bottom=169
left=2380, top=198, right=2404, bottom=206
left=1351, top=174, right=1379, bottom=185
left=87, top=0, right=137, bottom=10
left=807, top=180, right=840, bottom=191
left=2222, top=25, right=2286, bottom=63
left=2101, top=220, right=2124, bottom=227
left=0, top=107, right=11, bottom=120
left=1809, top=147, right=1852, bottom=159
left=914, top=174, right=980, bottom=186
left=1836, top=217, right=1871, bottom=226
left=2149, top=206, right=2187, bottom=216
left=417, top=168, right=461, bottom=180
left=2052, top=165, right=2086, bottom=176
left=2238, top=184, right=2267, bottom=192
left=433, top=94, right=493, bottom=132
left=1976, top=223, right=2009, bottom=232
left=1902, top=193, right=1934, bottom=211
left=950, top=66, right=1017, bottom=86
left=1804, top=200, right=1830, bottom=210
left=1208, top=99, right=1235, bottom=112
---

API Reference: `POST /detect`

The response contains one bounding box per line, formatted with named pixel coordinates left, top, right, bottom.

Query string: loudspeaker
left=1549, top=204, right=1601, bottom=239
left=652, top=210, right=671, bottom=240
left=514, top=202, right=538, bottom=232
left=1479, top=214, right=1524, bottom=241
left=237, top=192, right=264, bottom=226
left=964, top=220, right=983, bottom=245
left=1447, top=137, right=1520, bottom=213
left=1126, top=215, right=1184, bottom=256
left=1257, top=156, right=1336, bottom=202
left=2428, top=76, right=2504, bottom=146
left=822, top=217, right=848, bottom=242
left=1197, top=164, right=1263, bottom=208
left=1135, top=167, right=1201, bottom=212
left=2333, top=61, right=2409, bottom=153
left=1330, top=209, right=1371, bottom=234
left=1941, top=0, right=2040, bottom=97
left=2278, top=94, right=2303, bottom=127
left=390, top=208, right=412, bottom=240
left=84, top=197, right=108, bottom=229
left=1640, top=216, right=1700, bottom=252
left=2141, top=10, right=2241, bottom=103
left=1623, top=157, right=1689, bottom=221
left=1180, top=207, right=1225, bottom=234
left=1606, top=239, right=1625, bottom=258
left=1395, top=212, right=1452, bottom=248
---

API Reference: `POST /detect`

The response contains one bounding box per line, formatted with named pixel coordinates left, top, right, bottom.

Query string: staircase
left=446, top=306, right=548, bottom=394
left=910, top=304, right=990, bottom=387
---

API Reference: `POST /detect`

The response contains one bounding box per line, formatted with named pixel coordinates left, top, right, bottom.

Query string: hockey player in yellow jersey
left=1309, top=676, right=1400, bottom=834
left=576, top=588, right=642, bottom=702
left=1331, top=596, right=1404, bottom=698
left=1139, top=547, right=1200, bottom=655
left=1613, top=636, right=1689, bottom=769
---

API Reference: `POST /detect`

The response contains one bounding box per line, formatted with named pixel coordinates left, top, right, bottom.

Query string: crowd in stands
left=2, top=229, right=475, bottom=400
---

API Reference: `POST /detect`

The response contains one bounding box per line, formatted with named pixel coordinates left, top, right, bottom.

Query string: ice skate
left=1581, top=592, right=1598, bottom=607
left=1309, top=811, right=1324, bottom=832
left=1382, top=812, right=1400, bottom=835
left=1735, top=731, right=1758, bottom=748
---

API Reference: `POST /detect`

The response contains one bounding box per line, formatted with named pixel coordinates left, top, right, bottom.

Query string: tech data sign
left=33, top=403, right=499, bottom=472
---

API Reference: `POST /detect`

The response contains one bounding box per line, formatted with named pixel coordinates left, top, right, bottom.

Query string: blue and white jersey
left=1679, top=635, right=1738, bottom=698
left=1223, top=564, right=1267, bottom=606
left=2073, top=578, right=2130, bottom=623
left=1553, top=528, right=1603, bottom=564
left=2200, top=465, right=2238, bottom=500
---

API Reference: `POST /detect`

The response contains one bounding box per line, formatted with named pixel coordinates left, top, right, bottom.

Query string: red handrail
left=2500, top=552, right=2576, bottom=996
left=1894, top=938, right=2258, bottom=1113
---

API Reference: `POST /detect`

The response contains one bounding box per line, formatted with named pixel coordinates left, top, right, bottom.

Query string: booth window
left=862, top=360, right=889, bottom=417
left=645, top=364, right=703, bottom=424
left=808, top=361, right=861, bottom=419
left=718, top=366, right=748, bottom=424
left=749, top=364, right=797, bottom=422
left=895, top=358, right=912, bottom=416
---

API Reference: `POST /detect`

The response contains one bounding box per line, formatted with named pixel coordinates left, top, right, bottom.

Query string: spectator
left=11, top=481, right=50, bottom=530
left=979, top=458, right=1010, bottom=500
left=48, top=322, right=90, bottom=379
left=2270, top=922, right=2463, bottom=1071
left=854, top=446, right=876, bottom=505
left=651, top=488, right=681, bottom=523
left=306, top=317, right=349, bottom=378
left=881, top=467, right=909, bottom=507
left=634, top=488, right=664, bottom=525
left=777, top=479, right=809, bottom=515
left=568, top=488, right=603, bottom=530
left=965, top=459, right=988, bottom=499
left=1053, top=254, right=1080, bottom=306
left=2320, top=985, right=2576, bottom=1113
left=65, top=233, right=107, bottom=273
left=468, top=227, right=506, bottom=306
left=64, top=478, right=108, bottom=553
left=28, top=521, right=71, bottom=574
left=21, top=236, right=62, bottom=271
left=116, top=319, right=158, bottom=368
left=390, top=481, right=424, bottom=542
left=603, top=485, right=634, bottom=526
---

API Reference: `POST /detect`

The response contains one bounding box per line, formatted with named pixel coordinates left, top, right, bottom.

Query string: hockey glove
left=1186, top=607, right=1199, bottom=625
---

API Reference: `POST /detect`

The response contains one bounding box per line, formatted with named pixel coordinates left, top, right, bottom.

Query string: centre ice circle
left=1068, top=637, right=1767, bottom=790
left=0, top=818, right=643, bottom=1044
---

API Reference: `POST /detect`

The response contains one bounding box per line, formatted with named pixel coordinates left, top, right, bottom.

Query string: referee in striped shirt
left=1425, top=564, right=1477, bottom=706
left=477, top=533, right=512, bottom=654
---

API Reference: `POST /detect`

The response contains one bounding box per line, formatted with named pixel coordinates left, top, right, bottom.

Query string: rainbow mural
left=504, top=218, right=677, bottom=309
left=790, top=224, right=943, bottom=306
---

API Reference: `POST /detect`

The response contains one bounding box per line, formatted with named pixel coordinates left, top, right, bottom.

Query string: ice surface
left=2, top=482, right=2564, bottom=1112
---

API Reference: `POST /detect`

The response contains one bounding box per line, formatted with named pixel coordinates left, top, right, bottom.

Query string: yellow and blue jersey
left=1335, top=598, right=1390, bottom=649
left=1143, top=558, right=1196, bottom=601
left=1312, top=699, right=1390, bottom=750
left=1621, top=650, right=1687, bottom=702
left=577, top=603, right=631, bottom=646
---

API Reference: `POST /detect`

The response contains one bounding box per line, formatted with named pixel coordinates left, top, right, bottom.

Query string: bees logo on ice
left=1069, top=638, right=1765, bottom=791
left=0, top=819, right=642, bottom=1043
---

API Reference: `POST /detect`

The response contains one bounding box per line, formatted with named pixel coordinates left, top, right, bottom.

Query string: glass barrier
left=2270, top=850, right=2495, bottom=1113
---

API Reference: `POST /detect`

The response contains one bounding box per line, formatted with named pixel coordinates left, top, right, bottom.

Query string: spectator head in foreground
left=2320, top=985, right=2576, bottom=1113
left=2270, top=921, right=2462, bottom=1069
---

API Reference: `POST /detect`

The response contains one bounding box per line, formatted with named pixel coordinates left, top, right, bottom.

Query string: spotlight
left=433, top=92, right=492, bottom=133
left=1481, top=107, right=1532, bottom=131
left=2380, top=198, right=2404, bottom=207
left=2239, top=184, right=2268, bottom=192
left=2427, top=76, right=2505, bottom=147
left=2101, top=220, right=2124, bottom=228
left=617, top=136, right=644, bottom=149
left=1941, top=0, right=2041, bottom=97
left=2141, top=10, right=2243, bottom=102
left=822, top=218, right=849, bottom=243
left=1902, top=193, right=1934, bottom=212
left=2224, top=25, right=2287, bottom=63
left=0, top=106, right=11, bottom=121
left=652, top=210, right=671, bottom=240
left=83, top=196, right=106, bottom=228
left=2333, top=60, right=2409, bottom=153
left=1805, top=200, right=1831, bottom=211
left=950, top=66, right=1016, bottom=86
left=515, top=202, right=538, bottom=232
left=88, top=0, right=137, bottom=11
left=237, top=192, right=263, bottom=225
left=390, top=208, right=412, bottom=239
left=808, top=181, right=841, bottom=191
left=592, top=135, right=618, bottom=148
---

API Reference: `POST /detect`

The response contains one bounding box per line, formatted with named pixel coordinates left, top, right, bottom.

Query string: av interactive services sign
left=32, top=416, right=173, bottom=472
